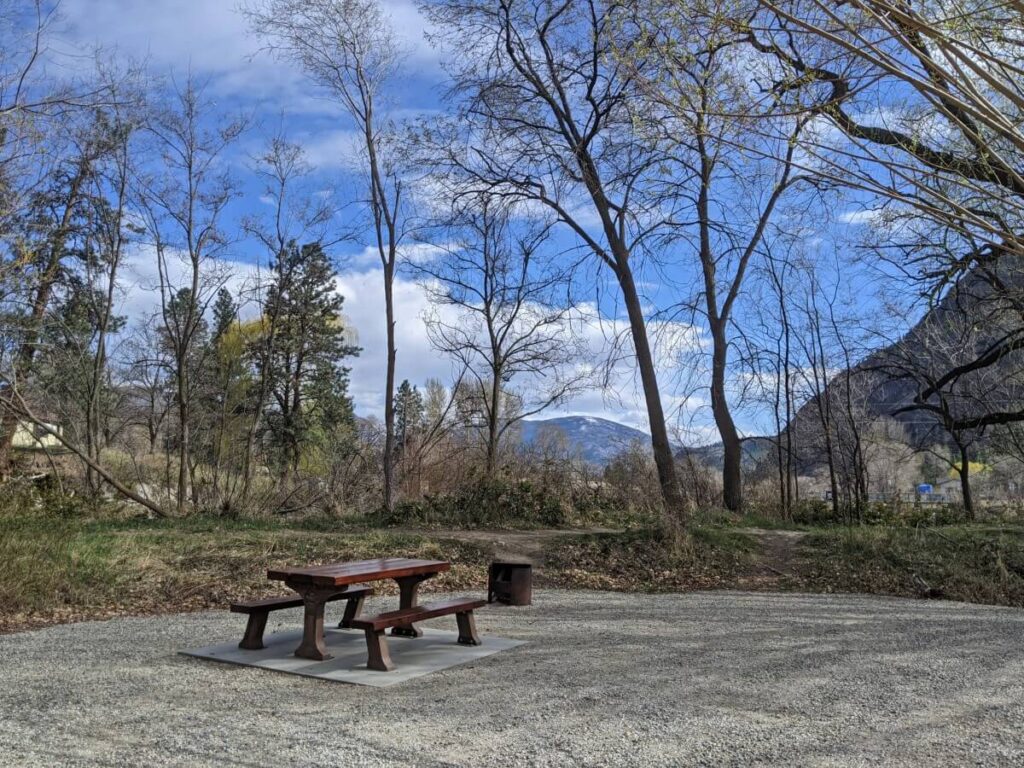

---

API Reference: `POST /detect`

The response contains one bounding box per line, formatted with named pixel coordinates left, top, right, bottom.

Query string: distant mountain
left=678, top=436, right=776, bottom=472
left=778, top=263, right=1024, bottom=474
left=518, top=416, right=657, bottom=466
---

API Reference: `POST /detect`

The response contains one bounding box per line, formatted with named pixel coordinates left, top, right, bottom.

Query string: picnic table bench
left=234, top=557, right=484, bottom=671
left=349, top=597, right=485, bottom=671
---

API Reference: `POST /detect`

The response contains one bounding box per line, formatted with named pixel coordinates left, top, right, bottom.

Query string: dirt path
left=737, top=527, right=809, bottom=588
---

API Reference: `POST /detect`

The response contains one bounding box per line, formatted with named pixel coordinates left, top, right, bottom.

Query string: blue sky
left=44, top=0, right=890, bottom=446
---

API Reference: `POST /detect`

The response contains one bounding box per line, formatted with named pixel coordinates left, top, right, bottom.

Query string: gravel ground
left=2, top=590, right=1023, bottom=767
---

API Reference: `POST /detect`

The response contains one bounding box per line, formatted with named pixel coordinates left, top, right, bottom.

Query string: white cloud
left=56, top=0, right=296, bottom=100
left=334, top=268, right=457, bottom=414
left=838, top=209, right=880, bottom=225
left=115, top=247, right=713, bottom=435
left=53, top=0, right=442, bottom=109
left=299, top=128, right=366, bottom=171
left=383, top=0, right=445, bottom=72
left=116, top=244, right=256, bottom=323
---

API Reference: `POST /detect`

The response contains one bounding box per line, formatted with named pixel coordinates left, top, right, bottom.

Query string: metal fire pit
left=487, top=561, right=532, bottom=606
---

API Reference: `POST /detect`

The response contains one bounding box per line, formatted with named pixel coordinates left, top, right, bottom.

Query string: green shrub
left=791, top=499, right=834, bottom=525
left=380, top=476, right=571, bottom=529
left=0, top=478, right=115, bottom=521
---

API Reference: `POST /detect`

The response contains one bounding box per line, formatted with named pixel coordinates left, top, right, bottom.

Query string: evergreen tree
left=202, top=288, right=254, bottom=505
left=260, top=241, right=359, bottom=480
left=211, top=288, right=237, bottom=344
left=394, top=379, right=423, bottom=454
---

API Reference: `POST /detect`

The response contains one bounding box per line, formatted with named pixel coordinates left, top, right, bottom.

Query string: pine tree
left=260, top=241, right=359, bottom=481
left=211, top=288, right=236, bottom=344
left=394, top=379, right=423, bottom=455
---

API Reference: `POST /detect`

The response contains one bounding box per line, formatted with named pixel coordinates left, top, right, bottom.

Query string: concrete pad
left=179, top=627, right=526, bottom=687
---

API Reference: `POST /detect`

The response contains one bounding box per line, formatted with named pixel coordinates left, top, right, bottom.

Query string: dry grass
left=0, top=516, right=493, bottom=633
left=793, top=525, right=1024, bottom=606
left=543, top=527, right=757, bottom=591
left=543, top=523, right=1024, bottom=608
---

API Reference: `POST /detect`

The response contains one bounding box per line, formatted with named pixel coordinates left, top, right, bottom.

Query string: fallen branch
left=1, top=386, right=171, bottom=518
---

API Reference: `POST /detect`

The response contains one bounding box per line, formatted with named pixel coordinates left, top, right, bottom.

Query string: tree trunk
left=958, top=443, right=975, bottom=520
left=0, top=406, right=18, bottom=479
left=617, top=265, right=686, bottom=523
left=175, top=367, right=189, bottom=516
left=486, top=375, right=501, bottom=477
left=782, top=297, right=794, bottom=516
left=709, top=321, right=742, bottom=511
left=382, top=259, right=397, bottom=512
left=771, top=348, right=787, bottom=519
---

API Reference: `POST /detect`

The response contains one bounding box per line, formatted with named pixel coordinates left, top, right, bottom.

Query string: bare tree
left=78, top=96, right=141, bottom=493
left=244, top=0, right=409, bottom=514
left=628, top=0, right=812, bottom=510
left=122, top=317, right=172, bottom=454
left=240, top=133, right=334, bottom=504
left=0, top=1, right=117, bottom=121
left=136, top=77, right=244, bottom=514
left=794, top=269, right=843, bottom=518
left=745, top=0, right=1024, bottom=430
left=415, top=195, right=587, bottom=476
left=740, top=245, right=800, bottom=517
left=417, top=0, right=688, bottom=522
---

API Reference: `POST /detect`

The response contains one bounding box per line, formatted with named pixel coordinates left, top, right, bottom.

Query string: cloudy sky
left=43, top=0, right=828, bottom=446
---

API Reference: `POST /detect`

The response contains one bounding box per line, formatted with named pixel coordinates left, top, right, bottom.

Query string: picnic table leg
left=338, top=591, right=367, bottom=629
left=239, top=611, right=269, bottom=650
left=391, top=573, right=432, bottom=638
left=293, top=587, right=338, bottom=661
left=364, top=628, right=395, bottom=671
left=456, top=610, right=481, bottom=646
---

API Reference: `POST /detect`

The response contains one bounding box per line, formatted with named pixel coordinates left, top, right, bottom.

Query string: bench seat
left=350, top=597, right=486, bottom=671
left=231, top=585, right=374, bottom=650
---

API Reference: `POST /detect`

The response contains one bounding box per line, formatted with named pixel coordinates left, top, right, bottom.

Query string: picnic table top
left=267, top=557, right=451, bottom=588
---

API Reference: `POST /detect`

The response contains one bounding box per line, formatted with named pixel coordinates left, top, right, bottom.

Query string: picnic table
left=229, top=557, right=485, bottom=671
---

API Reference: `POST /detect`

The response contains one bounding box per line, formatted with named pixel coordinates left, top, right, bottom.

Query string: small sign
left=917, top=483, right=933, bottom=495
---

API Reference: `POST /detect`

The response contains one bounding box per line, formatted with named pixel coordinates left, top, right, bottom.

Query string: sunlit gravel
left=1, top=590, right=1023, bottom=766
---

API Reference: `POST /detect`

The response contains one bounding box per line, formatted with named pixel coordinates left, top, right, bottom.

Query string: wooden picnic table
left=267, top=557, right=451, bottom=661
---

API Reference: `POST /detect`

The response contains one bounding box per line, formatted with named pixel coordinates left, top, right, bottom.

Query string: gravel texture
left=2, top=590, right=1023, bottom=767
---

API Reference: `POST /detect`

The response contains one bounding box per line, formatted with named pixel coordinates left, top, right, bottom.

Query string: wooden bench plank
left=230, top=596, right=304, bottom=613
left=231, top=585, right=373, bottom=613
left=348, top=598, right=485, bottom=631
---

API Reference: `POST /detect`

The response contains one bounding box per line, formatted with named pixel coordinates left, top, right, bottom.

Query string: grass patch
left=541, top=520, right=1024, bottom=608
left=690, top=507, right=816, bottom=531
left=0, top=518, right=120, bottom=615
left=543, top=526, right=756, bottom=591
left=795, top=525, right=1024, bottom=607
left=0, top=515, right=493, bottom=633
